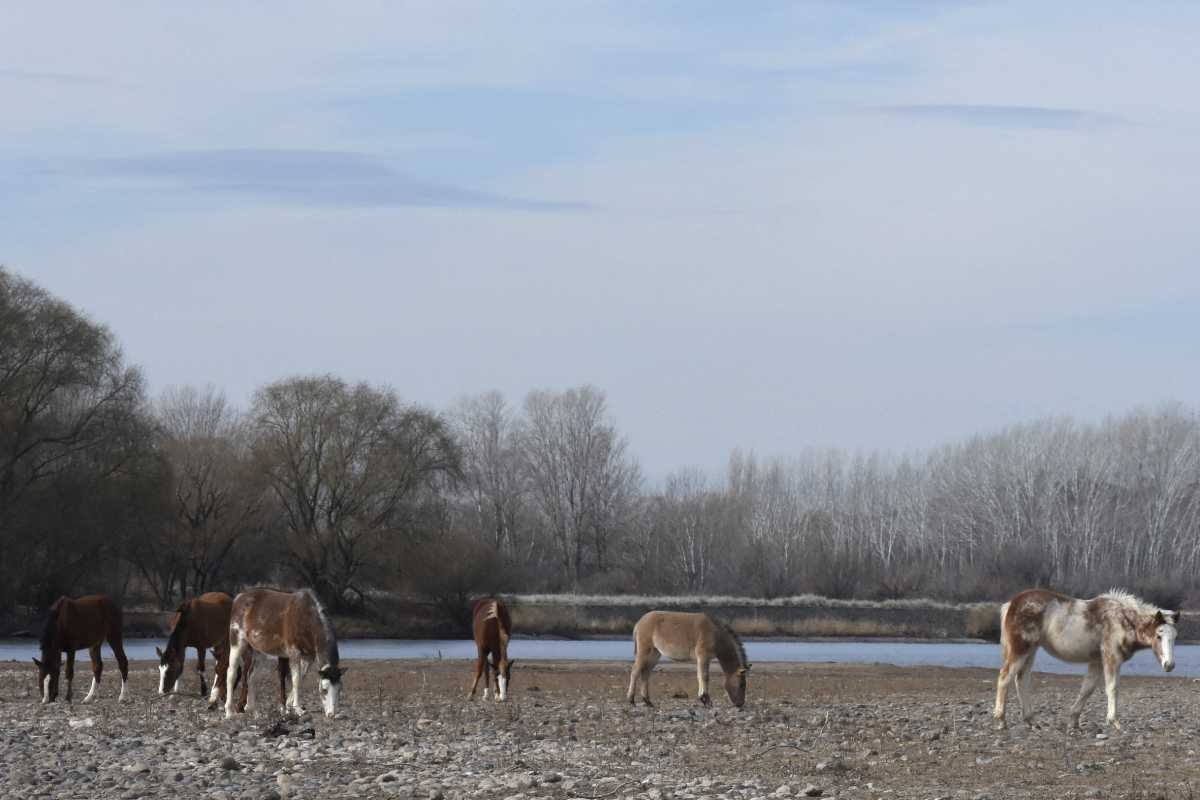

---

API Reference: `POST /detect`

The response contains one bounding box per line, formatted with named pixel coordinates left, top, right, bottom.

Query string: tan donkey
left=627, top=610, right=751, bottom=708
left=993, top=589, right=1179, bottom=731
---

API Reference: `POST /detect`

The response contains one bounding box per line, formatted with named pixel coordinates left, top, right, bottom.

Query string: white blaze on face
left=497, top=674, right=508, bottom=701
left=1159, top=625, right=1177, bottom=672
left=158, top=664, right=168, bottom=694
left=42, top=674, right=51, bottom=703
left=320, top=678, right=338, bottom=716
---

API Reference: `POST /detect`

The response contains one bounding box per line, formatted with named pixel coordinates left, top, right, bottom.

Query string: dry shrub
left=965, top=603, right=1002, bottom=641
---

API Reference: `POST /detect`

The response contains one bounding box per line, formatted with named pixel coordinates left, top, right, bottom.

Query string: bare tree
left=517, top=385, right=642, bottom=585
left=450, top=391, right=526, bottom=556
left=251, top=375, right=461, bottom=607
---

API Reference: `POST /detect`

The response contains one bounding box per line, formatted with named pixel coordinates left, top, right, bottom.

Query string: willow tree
left=251, top=375, right=460, bottom=607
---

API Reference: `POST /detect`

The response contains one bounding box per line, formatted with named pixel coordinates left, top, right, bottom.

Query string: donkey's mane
left=39, top=597, right=63, bottom=656
left=715, top=618, right=747, bottom=667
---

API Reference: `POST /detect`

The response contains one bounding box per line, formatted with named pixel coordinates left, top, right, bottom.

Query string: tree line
left=2, top=266, right=1197, bottom=615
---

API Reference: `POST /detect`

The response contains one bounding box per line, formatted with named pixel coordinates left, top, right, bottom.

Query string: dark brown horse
left=468, top=598, right=515, bottom=701
left=157, top=591, right=232, bottom=707
left=224, top=587, right=344, bottom=718
left=33, top=595, right=129, bottom=704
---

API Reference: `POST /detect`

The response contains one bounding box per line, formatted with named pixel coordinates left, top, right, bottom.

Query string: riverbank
left=1, top=658, right=1195, bottom=799
left=4, top=593, right=1195, bottom=644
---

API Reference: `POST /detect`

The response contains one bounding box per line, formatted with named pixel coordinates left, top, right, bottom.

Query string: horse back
left=57, top=595, right=121, bottom=652
left=176, top=592, right=233, bottom=648
left=233, top=587, right=320, bottom=659
left=472, top=598, right=511, bottom=654
left=634, top=610, right=712, bottom=661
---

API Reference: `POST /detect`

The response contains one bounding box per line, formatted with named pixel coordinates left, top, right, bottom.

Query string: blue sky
left=4, top=2, right=1200, bottom=477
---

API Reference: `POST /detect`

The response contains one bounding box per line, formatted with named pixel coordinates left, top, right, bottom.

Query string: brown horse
left=156, top=591, right=232, bottom=707
left=224, top=587, right=345, bottom=718
left=993, top=589, right=1180, bottom=731
left=33, top=595, right=129, bottom=704
left=468, top=598, right=515, bottom=701
left=627, top=611, right=750, bottom=708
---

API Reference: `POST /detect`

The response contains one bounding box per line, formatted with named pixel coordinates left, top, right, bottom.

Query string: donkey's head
left=32, top=653, right=61, bottom=703
left=318, top=664, right=347, bottom=717
left=1143, top=610, right=1181, bottom=672
left=724, top=664, right=751, bottom=708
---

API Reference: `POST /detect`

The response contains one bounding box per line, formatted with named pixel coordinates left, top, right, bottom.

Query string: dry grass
left=512, top=592, right=975, bottom=611
left=729, top=615, right=910, bottom=638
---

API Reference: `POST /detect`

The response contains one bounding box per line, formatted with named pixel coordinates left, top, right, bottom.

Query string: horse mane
left=164, top=601, right=190, bottom=654
left=715, top=617, right=747, bottom=667
left=1100, top=588, right=1159, bottom=617
left=298, top=588, right=340, bottom=667
left=39, top=597, right=64, bottom=656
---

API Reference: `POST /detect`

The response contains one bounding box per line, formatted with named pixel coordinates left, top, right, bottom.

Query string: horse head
left=317, top=664, right=347, bottom=717
left=724, top=663, right=751, bottom=709
left=32, top=654, right=61, bottom=703
left=1149, top=610, right=1181, bottom=672
left=156, top=645, right=186, bottom=694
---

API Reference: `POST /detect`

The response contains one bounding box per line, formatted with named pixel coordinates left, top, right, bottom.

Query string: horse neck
left=313, top=605, right=339, bottom=669
left=40, top=602, right=63, bottom=659
left=165, top=615, right=188, bottom=657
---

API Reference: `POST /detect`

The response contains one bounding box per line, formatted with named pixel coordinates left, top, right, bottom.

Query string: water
left=1, top=638, right=1194, bottom=677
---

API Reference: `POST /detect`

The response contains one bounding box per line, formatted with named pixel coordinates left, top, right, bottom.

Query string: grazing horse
left=156, top=591, right=232, bottom=707
left=993, top=589, right=1180, bottom=731
left=627, top=611, right=751, bottom=708
left=32, top=595, right=129, bottom=704
left=468, top=598, right=515, bottom=701
left=224, top=588, right=345, bottom=718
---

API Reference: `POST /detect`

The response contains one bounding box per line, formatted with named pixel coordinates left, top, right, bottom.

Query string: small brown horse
left=627, top=611, right=750, bottom=708
left=224, top=587, right=345, bottom=718
left=33, top=595, right=130, bottom=704
left=157, top=591, right=232, bottom=707
left=468, top=598, right=515, bottom=701
left=994, top=589, right=1179, bottom=731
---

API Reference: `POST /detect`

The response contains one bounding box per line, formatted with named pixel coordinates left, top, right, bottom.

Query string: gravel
left=1, top=658, right=1196, bottom=799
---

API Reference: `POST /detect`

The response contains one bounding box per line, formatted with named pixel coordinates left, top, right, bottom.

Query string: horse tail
left=998, top=601, right=1012, bottom=657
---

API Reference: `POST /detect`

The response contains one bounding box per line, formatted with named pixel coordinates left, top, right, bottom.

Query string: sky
left=4, top=2, right=1200, bottom=479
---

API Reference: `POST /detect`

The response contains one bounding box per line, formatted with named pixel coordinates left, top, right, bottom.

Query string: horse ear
left=1155, top=611, right=1165, bottom=624
left=155, top=646, right=164, bottom=658
left=338, top=667, right=348, bottom=678
left=32, top=657, right=42, bottom=669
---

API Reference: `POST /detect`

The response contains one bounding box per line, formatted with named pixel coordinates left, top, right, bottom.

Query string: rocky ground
left=1, top=658, right=1198, bottom=799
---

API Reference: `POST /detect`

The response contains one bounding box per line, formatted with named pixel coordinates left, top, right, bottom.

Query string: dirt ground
left=1, top=658, right=1198, bottom=799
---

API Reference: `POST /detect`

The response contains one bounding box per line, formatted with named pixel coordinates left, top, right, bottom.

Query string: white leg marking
left=82, top=677, right=98, bottom=703
left=290, top=661, right=305, bottom=712
left=172, top=678, right=180, bottom=693
left=118, top=678, right=128, bottom=703
left=42, top=675, right=51, bottom=704
left=482, top=687, right=490, bottom=700
left=498, top=674, right=508, bottom=702
left=158, top=664, right=167, bottom=694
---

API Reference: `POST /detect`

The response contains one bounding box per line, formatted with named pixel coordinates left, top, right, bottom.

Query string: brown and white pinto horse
left=468, top=598, right=515, bottom=701
left=33, top=595, right=129, bottom=704
left=994, top=589, right=1180, bottom=731
left=224, top=588, right=345, bottom=718
left=156, top=591, right=232, bottom=707
left=627, top=611, right=750, bottom=708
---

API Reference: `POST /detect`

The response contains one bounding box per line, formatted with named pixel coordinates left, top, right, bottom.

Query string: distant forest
left=2, top=266, right=1197, bottom=616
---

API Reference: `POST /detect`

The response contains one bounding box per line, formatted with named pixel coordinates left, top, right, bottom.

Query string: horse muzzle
left=1163, top=658, right=1176, bottom=673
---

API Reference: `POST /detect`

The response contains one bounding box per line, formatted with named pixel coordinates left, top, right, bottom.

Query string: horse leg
left=82, top=645, right=103, bottom=703
left=195, top=646, right=207, bottom=697
left=469, top=653, right=486, bottom=700
left=1015, top=648, right=1038, bottom=726
left=696, top=656, right=712, bottom=707
left=1102, top=650, right=1122, bottom=730
left=109, top=632, right=130, bottom=702
left=64, top=650, right=76, bottom=703
left=224, top=629, right=246, bottom=718
left=1068, top=661, right=1102, bottom=732
left=209, top=645, right=228, bottom=708
left=626, top=657, right=641, bottom=705
left=289, top=658, right=306, bottom=714
left=242, top=650, right=258, bottom=713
